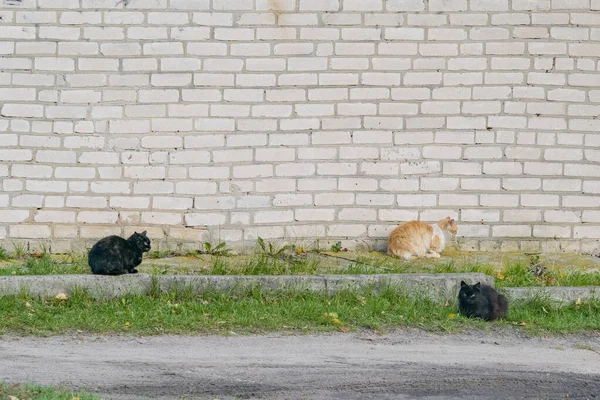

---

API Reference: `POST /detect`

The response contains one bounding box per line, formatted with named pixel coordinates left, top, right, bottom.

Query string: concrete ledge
left=0, top=273, right=494, bottom=301
left=0, top=274, right=153, bottom=300
left=0, top=274, right=595, bottom=303
left=505, top=286, right=600, bottom=303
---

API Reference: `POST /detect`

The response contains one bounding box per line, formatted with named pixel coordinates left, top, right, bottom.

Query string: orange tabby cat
left=387, top=217, right=458, bottom=260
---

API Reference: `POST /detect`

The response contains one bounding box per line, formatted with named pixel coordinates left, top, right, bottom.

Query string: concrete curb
left=504, top=286, right=600, bottom=303
left=0, top=274, right=597, bottom=303
left=0, top=273, right=493, bottom=302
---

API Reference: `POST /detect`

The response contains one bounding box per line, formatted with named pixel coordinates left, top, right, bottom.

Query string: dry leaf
left=518, top=322, right=527, bottom=326
left=497, top=272, right=505, bottom=280
left=331, top=318, right=341, bottom=325
left=297, top=247, right=304, bottom=255
left=125, top=321, right=130, bottom=326
left=55, top=293, right=68, bottom=300
left=542, top=306, right=548, bottom=314
left=338, top=326, right=351, bottom=333
left=25, top=301, right=32, bottom=308
left=576, top=298, right=582, bottom=305
left=448, top=313, right=456, bottom=319
left=9, top=396, right=19, bottom=400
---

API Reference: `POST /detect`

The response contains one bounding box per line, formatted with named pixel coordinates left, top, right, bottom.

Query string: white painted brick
left=175, top=182, right=218, bottom=195
left=582, top=211, right=600, bottom=223
left=273, top=194, right=312, bottom=207
left=574, top=226, right=600, bottom=239
left=492, top=225, right=532, bottom=237
left=295, top=209, right=335, bottom=222
left=255, top=179, right=295, bottom=193
left=563, top=195, right=600, bottom=208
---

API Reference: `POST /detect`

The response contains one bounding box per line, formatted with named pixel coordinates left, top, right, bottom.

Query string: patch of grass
left=12, top=242, right=28, bottom=260
left=0, top=254, right=87, bottom=276
left=496, top=262, right=600, bottom=288
left=0, top=286, right=598, bottom=336
left=0, top=247, right=9, bottom=261
left=0, top=382, right=100, bottom=400
left=199, top=241, right=232, bottom=256
left=256, top=237, right=292, bottom=258
left=508, top=295, right=600, bottom=334
left=147, top=249, right=179, bottom=259
left=330, top=241, right=343, bottom=253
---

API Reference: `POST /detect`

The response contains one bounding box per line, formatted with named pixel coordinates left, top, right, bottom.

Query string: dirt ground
left=1, top=330, right=599, bottom=399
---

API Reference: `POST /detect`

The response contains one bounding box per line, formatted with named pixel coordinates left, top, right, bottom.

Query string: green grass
left=203, top=254, right=321, bottom=276
left=0, top=254, right=87, bottom=276
left=0, top=247, right=9, bottom=261
left=0, top=382, right=100, bottom=400
left=0, top=286, right=598, bottom=337
left=1, top=248, right=600, bottom=289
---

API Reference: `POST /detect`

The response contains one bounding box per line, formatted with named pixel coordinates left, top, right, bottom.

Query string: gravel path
left=1, top=331, right=599, bottom=399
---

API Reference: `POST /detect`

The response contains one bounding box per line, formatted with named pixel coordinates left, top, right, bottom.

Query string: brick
left=10, top=225, right=51, bottom=239
left=563, top=195, right=600, bottom=208
left=0, top=210, right=30, bottom=223
left=35, top=211, right=76, bottom=223
left=492, top=225, right=532, bottom=237
left=396, top=194, right=436, bottom=207
left=574, top=226, right=600, bottom=239
left=421, top=177, right=459, bottom=191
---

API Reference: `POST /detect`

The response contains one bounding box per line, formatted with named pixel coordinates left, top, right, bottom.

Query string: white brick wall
left=0, top=0, right=599, bottom=253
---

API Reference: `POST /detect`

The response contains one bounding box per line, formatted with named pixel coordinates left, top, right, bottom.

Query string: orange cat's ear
left=449, top=218, right=455, bottom=225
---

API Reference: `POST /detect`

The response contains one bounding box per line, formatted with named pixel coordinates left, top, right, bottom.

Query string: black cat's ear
left=141, top=230, right=147, bottom=237
left=473, top=282, right=481, bottom=290
left=460, top=281, right=467, bottom=287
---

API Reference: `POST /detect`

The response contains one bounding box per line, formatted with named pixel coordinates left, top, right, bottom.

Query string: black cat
left=88, top=231, right=151, bottom=275
left=458, top=281, right=508, bottom=320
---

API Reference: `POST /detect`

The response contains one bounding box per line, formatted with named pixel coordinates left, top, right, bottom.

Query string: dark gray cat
left=458, top=281, right=508, bottom=320
left=88, top=231, right=151, bottom=275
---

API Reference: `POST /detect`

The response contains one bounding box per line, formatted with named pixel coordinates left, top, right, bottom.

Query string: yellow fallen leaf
left=338, top=326, right=350, bottom=333
left=576, top=298, right=582, bottom=305
left=72, top=397, right=81, bottom=400
left=55, top=293, right=68, bottom=300
left=497, top=272, right=505, bottom=280
left=518, top=322, right=527, bottom=326
left=329, top=312, right=338, bottom=319
left=125, top=321, right=130, bottom=326
left=448, top=313, right=456, bottom=319
left=9, top=396, right=19, bottom=400
left=25, top=301, right=32, bottom=308
left=323, top=312, right=329, bottom=318
left=542, top=306, right=548, bottom=313
left=331, top=318, right=341, bottom=325
left=297, top=247, right=303, bottom=255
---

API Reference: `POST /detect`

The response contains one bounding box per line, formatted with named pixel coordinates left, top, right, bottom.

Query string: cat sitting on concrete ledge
left=88, top=231, right=151, bottom=276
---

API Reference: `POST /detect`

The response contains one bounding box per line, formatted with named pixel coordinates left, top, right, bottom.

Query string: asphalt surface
left=1, top=331, right=600, bottom=399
